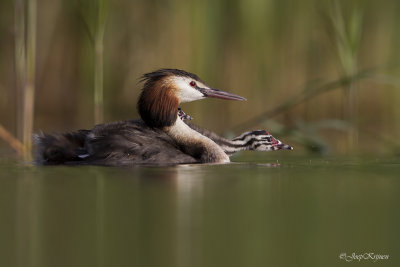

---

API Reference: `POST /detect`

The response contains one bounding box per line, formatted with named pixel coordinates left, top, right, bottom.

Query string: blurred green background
left=1, top=2, right=400, bottom=267
left=1, top=0, right=400, bottom=156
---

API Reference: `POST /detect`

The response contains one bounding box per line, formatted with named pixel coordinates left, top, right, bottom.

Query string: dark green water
left=0, top=154, right=399, bottom=267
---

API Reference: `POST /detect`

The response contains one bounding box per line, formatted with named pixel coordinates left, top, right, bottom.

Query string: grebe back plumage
left=34, top=69, right=292, bottom=166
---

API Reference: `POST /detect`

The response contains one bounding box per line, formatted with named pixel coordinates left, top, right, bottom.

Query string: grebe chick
left=34, top=69, right=292, bottom=166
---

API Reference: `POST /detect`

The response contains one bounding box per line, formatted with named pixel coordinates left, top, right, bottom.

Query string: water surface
left=0, top=155, right=399, bottom=267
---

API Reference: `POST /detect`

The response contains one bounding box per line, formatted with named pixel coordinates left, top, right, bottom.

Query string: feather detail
left=138, top=77, right=179, bottom=128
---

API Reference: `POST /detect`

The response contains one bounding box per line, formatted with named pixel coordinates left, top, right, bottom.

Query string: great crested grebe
left=34, top=69, right=292, bottom=166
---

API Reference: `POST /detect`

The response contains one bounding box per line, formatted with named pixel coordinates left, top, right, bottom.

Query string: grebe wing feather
left=82, top=120, right=198, bottom=165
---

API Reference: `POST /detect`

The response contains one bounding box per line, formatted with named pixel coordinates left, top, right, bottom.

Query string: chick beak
left=277, top=144, right=294, bottom=150
left=271, top=136, right=294, bottom=151
left=200, top=87, right=246, bottom=101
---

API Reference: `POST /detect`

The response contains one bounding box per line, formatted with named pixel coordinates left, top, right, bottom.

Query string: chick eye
left=189, top=81, right=196, bottom=87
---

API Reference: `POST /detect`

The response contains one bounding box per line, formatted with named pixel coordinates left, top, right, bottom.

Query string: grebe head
left=233, top=130, right=293, bottom=151
left=138, top=69, right=246, bottom=128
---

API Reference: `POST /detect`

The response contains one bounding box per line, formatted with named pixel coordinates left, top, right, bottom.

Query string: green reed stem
left=330, top=1, right=363, bottom=152
left=20, top=0, right=37, bottom=160
left=14, top=0, right=26, bottom=142
left=94, top=0, right=108, bottom=124
left=231, top=70, right=375, bottom=133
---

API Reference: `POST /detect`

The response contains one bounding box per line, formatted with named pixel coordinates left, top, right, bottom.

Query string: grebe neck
left=164, top=117, right=229, bottom=163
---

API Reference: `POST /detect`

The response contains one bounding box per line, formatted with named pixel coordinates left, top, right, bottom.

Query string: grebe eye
left=189, top=81, right=196, bottom=87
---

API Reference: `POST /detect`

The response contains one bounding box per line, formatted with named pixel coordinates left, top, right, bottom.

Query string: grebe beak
left=200, top=87, right=247, bottom=101
left=279, top=144, right=294, bottom=150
